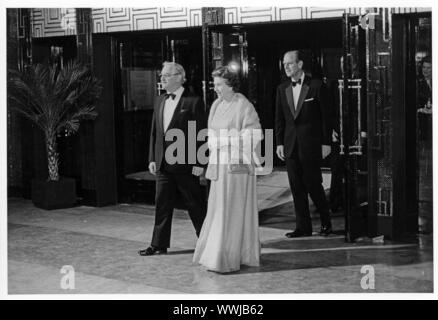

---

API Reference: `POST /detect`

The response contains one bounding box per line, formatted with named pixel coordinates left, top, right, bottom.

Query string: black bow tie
left=164, top=93, right=176, bottom=100
left=292, top=79, right=302, bottom=87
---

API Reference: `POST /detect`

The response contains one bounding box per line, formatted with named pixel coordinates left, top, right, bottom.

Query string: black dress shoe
left=138, top=246, right=167, bottom=256
left=285, top=229, right=312, bottom=238
left=319, top=225, right=333, bottom=236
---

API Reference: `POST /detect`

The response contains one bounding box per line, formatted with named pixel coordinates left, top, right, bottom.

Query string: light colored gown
left=193, top=93, right=262, bottom=273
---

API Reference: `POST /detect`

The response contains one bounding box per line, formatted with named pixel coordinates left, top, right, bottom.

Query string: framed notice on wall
left=124, top=68, right=158, bottom=110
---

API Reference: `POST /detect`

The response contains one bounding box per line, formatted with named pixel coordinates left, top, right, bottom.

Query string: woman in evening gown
left=193, top=66, right=262, bottom=273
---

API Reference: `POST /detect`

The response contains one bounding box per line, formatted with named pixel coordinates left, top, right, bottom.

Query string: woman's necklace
left=218, top=93, right=236, bottom=115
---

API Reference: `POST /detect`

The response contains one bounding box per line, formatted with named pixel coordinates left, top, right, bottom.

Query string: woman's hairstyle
left=162, top=61, right=186, bottom=84
left=421, top=55, right=431, bottom=65
left=418, top=55, right=432, bottom=79
left=212, top=65, right=240, bottom=91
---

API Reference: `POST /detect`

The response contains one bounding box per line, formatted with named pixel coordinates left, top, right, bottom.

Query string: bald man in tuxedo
left=275, top=50, right=333, bottom=237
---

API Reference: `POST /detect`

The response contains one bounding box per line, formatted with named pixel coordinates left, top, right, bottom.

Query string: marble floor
left=7, top=196, right=433, bottom=295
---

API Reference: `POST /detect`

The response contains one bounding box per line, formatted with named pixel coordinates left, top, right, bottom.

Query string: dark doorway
left=414, top=16, right=433, bottom=235
left=393, top=13, right=432, bottom=236
left=246, top=19, right=343, bottom=166
left=205, top=19, right=343, bottom=168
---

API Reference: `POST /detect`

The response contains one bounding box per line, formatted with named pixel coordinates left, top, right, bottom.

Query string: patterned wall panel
left=391, top=7, right=431, bottom=13
left=307, top=7, right=347, bottom=19
left=31, top=7, right=431, bottom=37
left=414, top=7, right=432, bottom=13
left=223, top=7, right=427, bottom=24
left=91, top=8, right=203, bottom=33
left=31, top=8, right=76, bottom=38
left=277, top=7, right=305, bottom=20
left=224, top=7, right=357, bottom=23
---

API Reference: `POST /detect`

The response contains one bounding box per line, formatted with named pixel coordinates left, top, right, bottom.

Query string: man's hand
left=418, top=107, right=432, bottom=114
left=276, top=145, right=285, bottom=161
left=332, top=130, right=339, bottom=142
left=322, top=145, right=331, bottom=159
left=148, top=162, right=156, bottom=175
left=192, top=166, right=204, bottom=177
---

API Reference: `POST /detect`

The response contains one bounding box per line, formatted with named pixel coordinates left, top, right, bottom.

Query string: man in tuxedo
left=417, top=56, right=432, bottom=143
left=138, top=61, right=207, bottom=256
left=275, top=50, right=333, bottom=237
left=416, top=56, right=432, bottom=215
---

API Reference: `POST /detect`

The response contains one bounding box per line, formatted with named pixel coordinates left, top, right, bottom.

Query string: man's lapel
left=166, top=89, right=186, bottom=132
left=157, top=95, right=166, bottom=136
left=285, top=83, right=296, bottom=117
left=294, top=76, right=310, bottom=119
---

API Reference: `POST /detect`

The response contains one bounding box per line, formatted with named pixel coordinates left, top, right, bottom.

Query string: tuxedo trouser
left=285, top=145, right=331, bottom=232
left=151, top=170, right=207, bottom=248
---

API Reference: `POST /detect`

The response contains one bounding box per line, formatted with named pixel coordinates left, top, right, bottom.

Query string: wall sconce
left=228, top=62, right=240, bottom=72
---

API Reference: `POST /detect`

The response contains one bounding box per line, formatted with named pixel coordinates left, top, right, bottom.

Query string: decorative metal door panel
left=203, top=25, right=249, bottom=108
left=342, top=9, right=399, bottom=240
left=341, top=13, right=368, bottom=241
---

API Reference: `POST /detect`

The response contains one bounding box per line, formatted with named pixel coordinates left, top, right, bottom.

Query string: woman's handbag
left=228, top=163, right=251, bottom=174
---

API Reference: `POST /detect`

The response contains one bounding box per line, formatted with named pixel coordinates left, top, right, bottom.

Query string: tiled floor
left=8, top=196, right=433, bottom=294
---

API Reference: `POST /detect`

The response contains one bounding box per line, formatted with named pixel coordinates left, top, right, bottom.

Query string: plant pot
left=31, top=177, right=77, bottom=210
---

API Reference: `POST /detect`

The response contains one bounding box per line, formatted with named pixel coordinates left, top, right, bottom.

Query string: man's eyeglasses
left=160, top=73, right=181, bottom=78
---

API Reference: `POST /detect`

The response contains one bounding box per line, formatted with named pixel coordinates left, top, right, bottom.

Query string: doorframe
left=392, top=11, right=432, bottom=237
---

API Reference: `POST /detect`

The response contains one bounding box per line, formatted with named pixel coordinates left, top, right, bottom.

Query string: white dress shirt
left=292, top=72, right=305, bottom=109
left=163, top=86, right=184, bottom=132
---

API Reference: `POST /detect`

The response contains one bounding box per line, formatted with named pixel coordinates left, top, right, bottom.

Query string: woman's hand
left=192, top=166, right=204, bottom=177
left=418, top=107, right=432, bottom=114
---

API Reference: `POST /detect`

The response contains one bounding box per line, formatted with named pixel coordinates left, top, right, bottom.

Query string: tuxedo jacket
left=149, top=89, right=207, bottom=173
left=417, top=77, right=432, bottom=141
left=418, top=77, right=432, bottom=107
left=275, top=75, right=332, bottom=159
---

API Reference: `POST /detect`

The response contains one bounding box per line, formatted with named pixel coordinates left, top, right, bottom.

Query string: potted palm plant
left=8, top=60, right=102, bottom=209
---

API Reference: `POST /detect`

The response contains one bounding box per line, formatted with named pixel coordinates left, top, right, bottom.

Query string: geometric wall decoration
left=223, top=7, right=356, bottom=24
left=223, top=7, right=429, bottom=24
left=31, top=8, right=77, bottom=38
left=392, top=7, right=431, bottom=13
left=31, top=7, right=431, bottom=38
left=92, top=8, right=203, bottom=33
